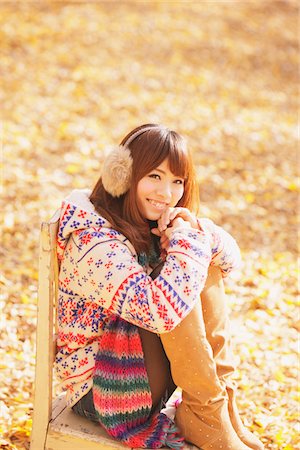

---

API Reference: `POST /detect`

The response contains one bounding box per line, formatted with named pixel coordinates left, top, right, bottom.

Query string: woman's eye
left=174, top=179, right=184, bottom=184
left=149, top=173, right=160, bottom=180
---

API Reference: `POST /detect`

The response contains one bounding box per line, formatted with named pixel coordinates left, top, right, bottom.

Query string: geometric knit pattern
left=92, top=315, right=184, bottom=448
left=54, top=189, right=241, bottom=407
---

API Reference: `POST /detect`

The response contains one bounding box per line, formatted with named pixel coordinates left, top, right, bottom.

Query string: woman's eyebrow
left=152, top=168, right=184, bottom=178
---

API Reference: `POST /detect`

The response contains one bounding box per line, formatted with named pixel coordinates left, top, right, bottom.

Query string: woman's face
left=136, top=158, right=185, bottom=221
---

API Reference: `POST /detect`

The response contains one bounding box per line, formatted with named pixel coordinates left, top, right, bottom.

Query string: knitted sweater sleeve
left=198, top=218, right=241, bottom=277
left=71, top=227, right=211, bottom=334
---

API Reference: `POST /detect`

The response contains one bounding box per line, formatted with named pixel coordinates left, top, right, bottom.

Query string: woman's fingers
left=160, top=234, right=169, bottom=249
left=153, top=207, right=199, bottom=248
left=158, top=207, right=198, bottom=232
left=164, top=217, right=191, bottom=239
left=158, top=208, right=174, bottom=231
left=151, top=227, right=161, bottom=237
left=158, top=207, right=183, bottom=231
left=169, top=208, right=180, bottom=222
left=176, top=208, right=198, bottom=229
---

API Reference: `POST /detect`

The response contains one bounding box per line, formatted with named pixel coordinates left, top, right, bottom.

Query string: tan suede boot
left=200, top=267, right=264, bottom=450
left=160, top=291, right=251, bottom=449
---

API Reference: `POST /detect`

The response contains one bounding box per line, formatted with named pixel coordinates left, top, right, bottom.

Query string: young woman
left=55, top=124, right=264, bottom=449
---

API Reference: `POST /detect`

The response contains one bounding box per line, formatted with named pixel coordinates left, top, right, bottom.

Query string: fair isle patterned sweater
left=55, top=189, right=241, bottom=407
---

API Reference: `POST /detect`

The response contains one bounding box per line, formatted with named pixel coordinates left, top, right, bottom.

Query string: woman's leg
left=72, top=389, right=98, bottom=422
left=160, top=266, right=255, bottom=450
left=139, top=327, right=176, bottom=410
left=200, top=267, right=264, bottom=450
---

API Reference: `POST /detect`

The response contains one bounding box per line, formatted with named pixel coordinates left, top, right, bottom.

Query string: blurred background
left=0, top=1, right=298, bottom=449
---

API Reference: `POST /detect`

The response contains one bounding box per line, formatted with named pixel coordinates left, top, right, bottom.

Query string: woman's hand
left=152, top=218, right=191, bottom=249
left=158, top=207, right=199, bottom=232
left=151, top=207, right=198, bottom=250
left=163, top=216, right=192, bottom=239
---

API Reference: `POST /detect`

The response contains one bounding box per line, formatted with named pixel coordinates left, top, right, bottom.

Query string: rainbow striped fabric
left=92, top=315, right=184, bottom=449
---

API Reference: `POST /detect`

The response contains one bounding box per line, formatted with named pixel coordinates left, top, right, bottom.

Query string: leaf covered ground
left=0, top=1, right=298, bottom=449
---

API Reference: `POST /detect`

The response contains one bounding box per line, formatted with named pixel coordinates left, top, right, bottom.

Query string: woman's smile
left=136, top=159, right=184, bottom=220
left=147, top=199, right=169, bottom=210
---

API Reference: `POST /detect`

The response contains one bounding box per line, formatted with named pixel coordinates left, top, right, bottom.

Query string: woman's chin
left=145, top=213, right=161, bottom=221
left=145, top=205, right=169, bottom=221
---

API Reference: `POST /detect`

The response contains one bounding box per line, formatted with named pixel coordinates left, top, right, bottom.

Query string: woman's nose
left=156, top=182, right=172, bottom=199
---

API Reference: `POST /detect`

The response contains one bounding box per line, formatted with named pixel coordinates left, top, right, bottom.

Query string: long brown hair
left=90, top=124, right=199, bottom=254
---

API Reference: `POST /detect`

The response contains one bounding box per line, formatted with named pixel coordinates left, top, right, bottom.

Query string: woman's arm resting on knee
left=198, top=218, right=242, bottom=278
left=71, top=225, right=212, bottom=334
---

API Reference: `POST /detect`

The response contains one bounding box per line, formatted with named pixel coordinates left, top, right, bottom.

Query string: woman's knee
left=202, top=266, right=224, bottom=293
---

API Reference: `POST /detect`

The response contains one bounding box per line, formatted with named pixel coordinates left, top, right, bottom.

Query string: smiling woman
left=90, top=124, right=199, bottom=255
left=136, top=159, right=185, bottom=220
left=55, top=124, right=264, bottom=450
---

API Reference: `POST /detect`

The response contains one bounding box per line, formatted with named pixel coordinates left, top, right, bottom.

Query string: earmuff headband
left=101, top=126, right=158, bottom=197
